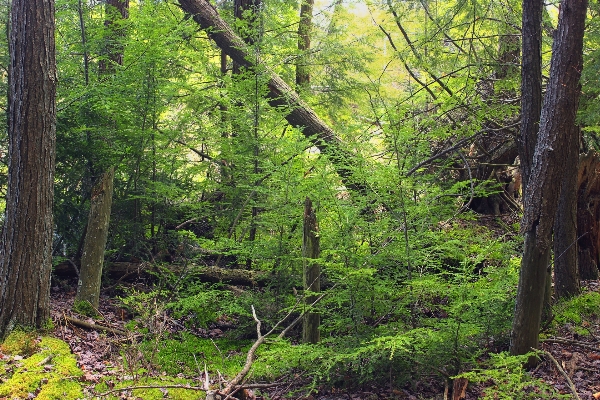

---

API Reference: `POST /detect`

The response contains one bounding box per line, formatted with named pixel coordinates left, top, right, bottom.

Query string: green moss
left=95, top=377, right=204, bottom=400
left=139, top=334, right=250, bottom=378
left=0, top=336, right=84, bottom=399
left=73, top=300, right=98, bottom=317
left=0, top=330, right=40, bottom=356
left=554, top=291, right=600, bottom=326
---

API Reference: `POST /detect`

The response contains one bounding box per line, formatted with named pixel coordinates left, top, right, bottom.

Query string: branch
left=61, top=315, right=127, bottom=335
left=535, top=348, right=581, bottom=400
left=386, top=0, right=453, bottom=97
left=377, top=25, right=437, bottom=100
left=405, top=122, right=519, bottom=177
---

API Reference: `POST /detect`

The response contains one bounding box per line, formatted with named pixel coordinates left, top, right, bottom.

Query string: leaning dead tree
left=177, top=0, right=365, bottom=193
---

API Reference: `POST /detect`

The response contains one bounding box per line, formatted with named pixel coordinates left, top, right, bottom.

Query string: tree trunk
left=98, top=0, right=128, bottom=75
left=511, top=0, right=587, bottom=361
left=553, top=126, right=580, bottom=299
left=517, top=0, right=543, bottom=196
left=296, top=0, right=314, bottom=90
left=0, top=0, right=56, bottom=336
left=76, top=167, right=115, bottom=309
left=576, top=151, right=600, bottom=280
left=76, top=0, right=127, bottom=310
left=177, top=0, right=364, bottom=193
left=302, top=197, right=320, bottom=344
left=233, top=0, right=261, bottom=74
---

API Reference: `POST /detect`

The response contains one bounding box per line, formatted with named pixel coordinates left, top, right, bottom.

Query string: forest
left=0, top=0, right=600, bottom=398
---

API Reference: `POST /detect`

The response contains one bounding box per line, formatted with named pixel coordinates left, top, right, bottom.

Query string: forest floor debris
left=0, top=278, right=596, bottom=399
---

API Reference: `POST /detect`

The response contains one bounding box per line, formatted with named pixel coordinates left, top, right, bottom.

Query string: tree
left=178, top=0, right=366, bottom=194
left=510, top=0, right=588, bottom=360
left=302, top=197, right=320, bottom=344
left=296, top=0, right=314, bottom=90
left=75, top=0, right=128, bottom=310
left=0, top=0, right=56, bottom=335
left=76, top=167, right=115, bottom=309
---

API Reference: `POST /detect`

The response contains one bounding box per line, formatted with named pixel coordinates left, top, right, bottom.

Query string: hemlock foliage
left=0, top=0, right=598, bottom=397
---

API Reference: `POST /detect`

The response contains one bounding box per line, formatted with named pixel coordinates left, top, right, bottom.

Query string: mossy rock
left=0, top=335, right=83, bottom=399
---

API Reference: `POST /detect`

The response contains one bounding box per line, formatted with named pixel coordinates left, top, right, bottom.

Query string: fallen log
left=53, top=261, right=270, bottom=287
left=177, top=0, right=365, bottom=193
left=60, top=315, right=127, bottom=336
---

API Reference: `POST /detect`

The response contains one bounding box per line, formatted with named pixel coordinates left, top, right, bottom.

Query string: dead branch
left=61, top=315, right=127, bottom=336
left=541, top=337, right=600, bottom=352
left=535, top=348, right=581, bottom=400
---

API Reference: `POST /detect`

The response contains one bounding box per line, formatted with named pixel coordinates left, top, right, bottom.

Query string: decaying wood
left=177, top=0, right=365, bottom=193
left=537, top=348, right=581, bottom=400
left=577, top=151, right=600, bottom=280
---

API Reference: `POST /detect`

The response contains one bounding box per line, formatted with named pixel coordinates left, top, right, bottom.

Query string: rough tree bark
left=233, top=0, right=261, bottom=74
left=0, top=0, right=56, bottom=335
left=76, top=167, right=115, bottom=309
left=302, top=197, right=321, bottom=343
left=576, top=151, right=600, bottom=280
left=296, top=0, right=314, bottom=90
left=553, top=125, right=580, bottom=298
left=178, top=0, right=364, bottom=193
left=510, top=0, right=587, bottom=360
left=302, top=197, right=320, bottom=344
left=517, top=0, right=543, bottom=195
left=516, top=0, right=551, bottom=315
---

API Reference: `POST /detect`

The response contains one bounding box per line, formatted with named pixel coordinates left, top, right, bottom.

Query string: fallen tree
left=177, top=0, right=365, bottom=193
left=53, top=261, right=269, bottom=287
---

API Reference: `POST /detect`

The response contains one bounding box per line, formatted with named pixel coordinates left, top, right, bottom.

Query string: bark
left=98, top=0, right=128, bottom=74
left=518, top=0, right=543, bottom=195
left=296, top=0, right=314, bottom=89
left=233, top=0, right=261, bottom=74
left=177, top=0, right=364, bottom=193
left=76, top=167, right=115, bottom=309
left=302, top=197, right=320, bottom=344
left=511, top=0, right=587, bottom=360
left=553, top=126, right=580, bottom=299
left=576, top=151, right=600, bottom=280
left=0, top=0, right=56, bottom=335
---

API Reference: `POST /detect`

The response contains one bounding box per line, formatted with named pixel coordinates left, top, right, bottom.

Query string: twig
left=61, top=315, right=127, bottom=336
left=535, top=348, right=581, bottom=400
left=67, top=259, right=80, bottom=277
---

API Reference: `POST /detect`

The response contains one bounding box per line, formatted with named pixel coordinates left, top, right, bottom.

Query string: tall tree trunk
left=554, top=125, right=580, bottom=298
left=296, top=0, right=314, bottom=90
left=518, top=0, right=543, bottom=196
left=76, top=167, right=115, bottom=309
left=233, top=0, right=260, bottom=74
left=99, top=0, right=128, bottom=75
left=0, top=0, right=56, bottom=336
left=76, top=0, right=128, bottom=310
left=511, top=0, right=587, bottom=361
left=302, top=197, right=320, bottom=344
left=178, top=0, right=365, bottom=194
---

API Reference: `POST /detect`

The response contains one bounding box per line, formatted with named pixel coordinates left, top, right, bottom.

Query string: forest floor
left=21, top=278, right=597, bottom=399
